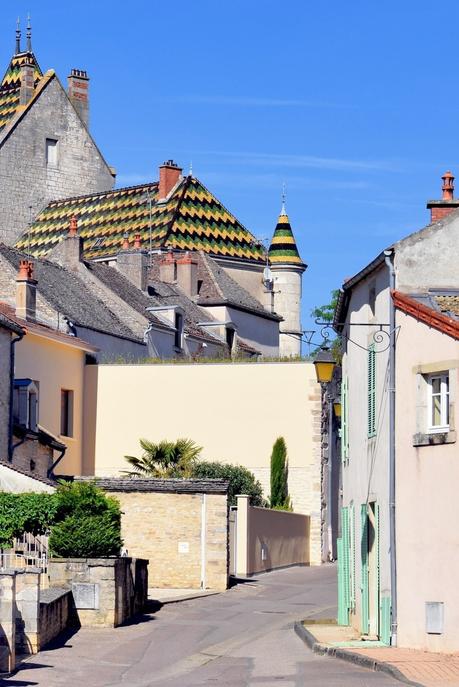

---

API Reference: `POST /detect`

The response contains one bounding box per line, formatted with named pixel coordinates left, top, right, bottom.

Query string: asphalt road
left=4, top=565, right=401, bottom=687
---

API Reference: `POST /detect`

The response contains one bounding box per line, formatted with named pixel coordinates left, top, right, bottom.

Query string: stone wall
left=12, top=437, right=53, bottom=479
left=0, top=572, right=16, bottom=673
left=103, top=487, right=229, bottom=591
left=39, top=588, right=72, bottom=649
left=0, top=76, right=114, bottom=246
left=48, top=557, right=148, bottom=628
left=14, top=570, right=40, bottom=655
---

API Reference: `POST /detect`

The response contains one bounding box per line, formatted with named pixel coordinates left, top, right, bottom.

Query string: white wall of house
left=341, top=262, right=392, bottom=635
left=200, top=304, right=279, bottom=357
left=395, top=310, right=459, bottom=651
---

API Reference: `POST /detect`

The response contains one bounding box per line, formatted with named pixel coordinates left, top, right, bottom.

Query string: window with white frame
left=427, top=373, right=449, bottom=433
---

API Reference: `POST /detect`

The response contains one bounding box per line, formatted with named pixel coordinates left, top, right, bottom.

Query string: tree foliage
left=310, top=289, right=340, bottom=323
left=124, top=438, right=202, bottom=478
left=270, top=437, right=291, bottom=510
left=190, top=461, right=265, bottom=507
left=0, top=492, right=58, bottom=548
left=49, top=481, right=122, bottom=558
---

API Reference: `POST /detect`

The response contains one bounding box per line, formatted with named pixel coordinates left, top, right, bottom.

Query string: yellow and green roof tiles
left=268, top=211, right=305, bottom=268
left=15, top=176, right=266, bottom=263
left=0, top=52, right=42, bottom=133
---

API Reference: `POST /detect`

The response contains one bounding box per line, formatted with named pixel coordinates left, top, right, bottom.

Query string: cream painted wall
left=15, top=334, right=85, bottom=475
left=395, top=310, right=459, bottom=651
left=84, top=361, right=323, bottom=562
left=0, top=329, right=11, bottom=461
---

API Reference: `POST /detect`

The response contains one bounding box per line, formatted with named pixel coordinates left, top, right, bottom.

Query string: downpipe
left=384, top=248, right=397, bottom=646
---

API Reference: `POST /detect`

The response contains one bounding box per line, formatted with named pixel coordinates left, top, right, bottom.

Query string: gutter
left=8, top=329, right=25, bottom=462
left=384, top=248, right=397, bottom=646
left=48, top=444, right=67, bottom=479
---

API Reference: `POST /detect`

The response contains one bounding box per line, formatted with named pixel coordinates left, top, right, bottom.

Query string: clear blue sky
left=1, top=1, right=456, bottom=342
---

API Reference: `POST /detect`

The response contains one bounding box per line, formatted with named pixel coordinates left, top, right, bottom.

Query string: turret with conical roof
left=268, top=201, right=306, bottom=357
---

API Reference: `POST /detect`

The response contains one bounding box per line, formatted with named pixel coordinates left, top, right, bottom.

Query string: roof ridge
left=45, top=182, right=159, bottom=207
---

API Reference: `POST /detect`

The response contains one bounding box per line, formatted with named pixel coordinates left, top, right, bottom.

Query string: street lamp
left=313, top=347, right=336, bottom=384
left=333, top=401, right=342, bottom=418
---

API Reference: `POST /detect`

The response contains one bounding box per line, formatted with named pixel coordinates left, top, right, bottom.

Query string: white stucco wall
left=395, top=309, right=459, bottom=651
left=0, top=328, right=11, bottom=461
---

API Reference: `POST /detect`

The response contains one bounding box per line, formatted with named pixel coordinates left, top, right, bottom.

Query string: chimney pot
left=427, top=170, right=459, bottom=222
left=67, top=68, right=90, bottom=128
left=16, top=259, right=37, bottom=319
left=122, top=233, right=130, bottom=251
left=158, top=160, right=182, bottom=201
left=442, top=170, right=455, bottom=200
left=69, top=215, right=78, bottom=237
left=134, top=233, right=142, bottom=250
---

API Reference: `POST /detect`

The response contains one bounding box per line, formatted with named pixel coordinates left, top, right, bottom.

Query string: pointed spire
left=268, top=193, right=305, bottom=269
left=280, top=182, right=287, bottom=216
left=15, top=17, right=22, bottom=54
left=26, top=14, right=32, bottom=53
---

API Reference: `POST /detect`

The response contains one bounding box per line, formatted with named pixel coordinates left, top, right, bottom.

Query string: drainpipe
left=48, top=445, right=67, bottom=479
left=384, top=248, right=397, bottom=646
left=8, top=330, right=25, bottom=462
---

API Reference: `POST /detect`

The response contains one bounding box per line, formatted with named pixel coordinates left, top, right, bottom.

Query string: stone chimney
left=16, top=260, right=37, bottom=320
left=159, top=251, right=176, bottom=284
left=19, top=55, right=35, bottom=106
left=158, top=160, right=182, bottom=201
left=176, top=252, right=198, bottom=297
left=67, top=69, right=89, bottom=128
left=427, top=171, right=459, bottom=222
left=116, top=233, right=148, bottom=291
left=50, top=216, right=84, bottom=271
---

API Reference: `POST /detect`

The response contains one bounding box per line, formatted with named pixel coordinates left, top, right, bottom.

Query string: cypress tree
left=270, top=437, right=290, bottom=508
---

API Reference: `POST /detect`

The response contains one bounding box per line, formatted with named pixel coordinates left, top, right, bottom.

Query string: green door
left=360, top=504, right=369, bottom=634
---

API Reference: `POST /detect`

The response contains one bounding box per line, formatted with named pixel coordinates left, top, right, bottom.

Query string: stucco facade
left=83, top=361, right=323, bottom=564
left=395, top=310, right=459, bottom=651
left=0, top=327, right=11, bottom=460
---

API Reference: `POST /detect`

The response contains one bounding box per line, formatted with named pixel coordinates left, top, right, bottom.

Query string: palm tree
left=123, top=438, right=202, bottom=478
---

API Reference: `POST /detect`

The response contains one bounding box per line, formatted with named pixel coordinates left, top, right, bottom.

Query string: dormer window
left=13, top=379, right=39, bottom=432
left=174, top=312, right=184, bottom=350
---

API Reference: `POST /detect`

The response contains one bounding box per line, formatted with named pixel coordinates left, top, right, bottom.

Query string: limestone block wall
left=39, top=588, right=72, bottom=649
left=0, top=76, right=114, bottom=246
left=48, top=557, right=148, bottom=628
left=12, top=439, right=53, bottom=479
left=0, top=572, right=16, bottom=673
left=14, top=570, right=40, bottom=655
left=104, top=488, right=229, bottom=591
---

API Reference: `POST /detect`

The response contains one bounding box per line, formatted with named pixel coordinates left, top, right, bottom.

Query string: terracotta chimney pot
left=134, top=233, right=142, bottom=250
left=69, top=216, right=78, bottom=237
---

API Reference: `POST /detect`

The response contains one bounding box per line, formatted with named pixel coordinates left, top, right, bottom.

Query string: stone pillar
left=15, top=570, right=41, bottom=655
left=0, top=572, right=16, bottom=673
left=235, top=495, right=250, bottom=577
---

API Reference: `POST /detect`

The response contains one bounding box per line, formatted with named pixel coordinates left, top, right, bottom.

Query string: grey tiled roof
left=0, top=459, right=56, bottom=487
left=197, top=252, right=281, bottom=321
left=75, top=476, right=229, bottom=494
left=0, top=244, right=141, bottom=342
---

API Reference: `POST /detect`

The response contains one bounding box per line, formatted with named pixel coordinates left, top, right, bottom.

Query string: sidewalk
left=295, top=621, right=459, bottom=687
left=148, top=587, right=220, bottom=604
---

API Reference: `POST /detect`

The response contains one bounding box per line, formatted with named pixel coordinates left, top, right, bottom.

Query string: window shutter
left=341, top=378, right=349, bottom=462
left=342, top=507, right=350, bottom=621
left=17, top=387, right=28, bottom=426
left=337, top=537, right=348, bottom=625
left=350, top=504, right=356, bottom=612
left=360, top=504, right=369, bottom=634
left=380, top=596, right=391, bottom=645
left=367, top=345, right=376, bottom=437
left=375, top=503, right=380, bottom=638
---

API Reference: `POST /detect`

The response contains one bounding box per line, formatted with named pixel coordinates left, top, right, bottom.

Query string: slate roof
left=0, top=51, right=43, bottom=133
left=75, top=476, right=230, bottom=494
left=0, top=244, right=141, bottom=342
left=268, top=209, right=305, bottom=268
left=197, top=251, right=282, bottom=321
left=0, top=308, right=24, bottom=335
left=0, top=459, right=56, bottom=488
left=15, top=176, right=266, bottom=263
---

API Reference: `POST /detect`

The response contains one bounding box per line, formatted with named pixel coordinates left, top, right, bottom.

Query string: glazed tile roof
left=0, top=51, right=43, bottom=133
left=268, top=209, right=305, bottom=268
left=15, top=176, right=266, bottom=263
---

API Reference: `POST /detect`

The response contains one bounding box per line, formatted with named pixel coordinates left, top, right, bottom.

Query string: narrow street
left=5, top=566, right=400, bottom=687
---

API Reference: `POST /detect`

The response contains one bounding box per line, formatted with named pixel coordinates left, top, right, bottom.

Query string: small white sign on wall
left=178, top=541, right=190, bottom=554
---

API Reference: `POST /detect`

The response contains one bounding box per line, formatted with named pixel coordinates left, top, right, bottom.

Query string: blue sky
left=1, top=2, right=457, bottom=342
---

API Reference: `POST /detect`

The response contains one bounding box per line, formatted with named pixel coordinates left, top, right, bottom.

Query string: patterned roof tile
left=15, top=176, right=266, bottom=263
left=268, top=210, right=305, bottom=268
left=0, top=51, right=43, bottom=133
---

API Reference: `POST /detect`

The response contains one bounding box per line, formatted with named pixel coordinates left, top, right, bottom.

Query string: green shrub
left=270, top=437, right=291, bottom=510
left=49, top=481, right=122, bottom=558
left=191, top=461, right=265, bottom=507
left=0, top=492, right=58, bottom=548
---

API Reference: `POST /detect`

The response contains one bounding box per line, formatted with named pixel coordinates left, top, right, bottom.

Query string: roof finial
left=15, top=17, right=21, bottom=54
left=26, top=14, right=32, bottom=53
left=188, top=160, right=193, bottom=177
left=280, top=182, right=287, bottom=216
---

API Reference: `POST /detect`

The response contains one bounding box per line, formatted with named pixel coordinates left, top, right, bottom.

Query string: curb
left=294, top=622, right=424, bottom=687
left=149, top=590, right=221, bottom=605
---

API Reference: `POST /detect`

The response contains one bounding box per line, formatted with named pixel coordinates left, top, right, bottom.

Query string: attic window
left=197, top=279, right=203, bottom=295
left=46, top=138, right=58, bottom=167
left=174, top=312, right=184, bottom=350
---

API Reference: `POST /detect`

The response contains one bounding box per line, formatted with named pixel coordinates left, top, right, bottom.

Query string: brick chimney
left=16, top=260, right=37, bottom=320
left=116, top=233, right=148, bottom=291
left=176, top=252, right=198, bottom=297
left=427, top=171, right=459, bottom=222
left=19, top=56, right=35, bottom=106
left=49, top=216, right=83, bottom=271
left=68, top=69, right=89, bottom=128
left=158, top=160, right=182, bottom=201
left=159, top=251, right=176, bottom=284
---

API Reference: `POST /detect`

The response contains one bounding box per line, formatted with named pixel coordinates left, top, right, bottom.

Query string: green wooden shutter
left=375, top=503, right=380, bottom=638
left=380, top=596, right=391, bottom=645
left=360, top=504, right=369, bottom=634
left=349, top=503, right=356, bottom=612
left=367, top=345, right=376, bottom=437
left=337, top=537, right=348, bottom=625
left=342, top=507, right=350, bottom=622
left=341, top=377, right=349, bottom=462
